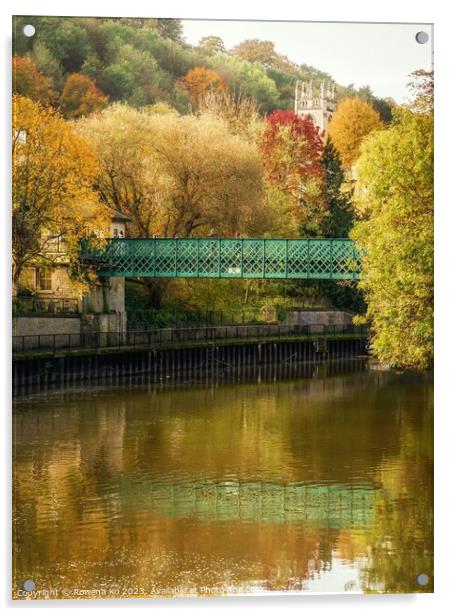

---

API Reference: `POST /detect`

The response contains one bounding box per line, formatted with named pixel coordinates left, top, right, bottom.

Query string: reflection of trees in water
left=360, top=385, right=433, bottom=593
left=12, top=369, right=432, bottom=596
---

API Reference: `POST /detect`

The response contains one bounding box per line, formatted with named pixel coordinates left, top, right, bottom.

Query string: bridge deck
left=82, top=238, right=360, bottom=280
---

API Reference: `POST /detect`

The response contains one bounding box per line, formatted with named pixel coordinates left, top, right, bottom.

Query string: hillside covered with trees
left=13, top=16, right=394, bottom=119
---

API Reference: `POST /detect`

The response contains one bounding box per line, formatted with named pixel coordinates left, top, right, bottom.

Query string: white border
left=2, top=1, right=450, bottom=614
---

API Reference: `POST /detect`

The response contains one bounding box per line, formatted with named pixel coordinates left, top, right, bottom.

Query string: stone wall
left=13, top=316, right=81, bottom=337
left=282, top=309, right=355, bottom=327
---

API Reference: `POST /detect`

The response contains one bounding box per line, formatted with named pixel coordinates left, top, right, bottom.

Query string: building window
left=113, top=227, right=125, bottom=238
left=37, top=267, right=52, bottom=291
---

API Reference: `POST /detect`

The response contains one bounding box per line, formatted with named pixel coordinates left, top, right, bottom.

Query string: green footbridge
left=82, top=237, right=360, bottom=280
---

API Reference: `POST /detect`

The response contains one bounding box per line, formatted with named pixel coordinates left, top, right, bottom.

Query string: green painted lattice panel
left=118, top=478, right=378, bottom=527
left=82, top=238, right=360, bottom=280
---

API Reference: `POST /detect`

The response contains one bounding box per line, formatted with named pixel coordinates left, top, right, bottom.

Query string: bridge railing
left=13, top=323, right=368, bottom=355
left=81, top=237, right=361, bottom=280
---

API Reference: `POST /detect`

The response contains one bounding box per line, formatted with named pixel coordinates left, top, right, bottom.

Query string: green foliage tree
left=99, top=62, right=136, bottom=101
left=351, top=103, right=433, bottom=369
left=199, top=36, right=226, bottom=55
left=207, top=54, right=280, bottom=112
left=36, top=17, right=92, bottom=73
left=31, top=41, right=65, bottom=91
left=321, top=137, right=353, bottom=238
left=320, top=137, right=364, bottom=313
left=154, top=19, right=184, bottom=43
left=354, top=85, right=395, bottom=123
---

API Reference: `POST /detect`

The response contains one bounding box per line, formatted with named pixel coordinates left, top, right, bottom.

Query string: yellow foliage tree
left=328, top=97, right=383, bottom=167
left=12, top=95, right=108, bottom=285
left=78, top=103, right=266, bottom=239
left=78, top=104, right=270, bottom=308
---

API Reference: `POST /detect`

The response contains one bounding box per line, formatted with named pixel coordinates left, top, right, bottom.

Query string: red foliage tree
left=260, top=110, right=327, bottom=234
left=261, top=110, right=324, bottom=185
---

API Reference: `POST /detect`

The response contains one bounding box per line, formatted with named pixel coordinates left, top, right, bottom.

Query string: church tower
left=294, top=80, right=336, bottom=133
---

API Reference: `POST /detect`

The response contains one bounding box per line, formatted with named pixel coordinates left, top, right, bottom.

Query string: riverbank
left=13, top=333, right=367, bottom=395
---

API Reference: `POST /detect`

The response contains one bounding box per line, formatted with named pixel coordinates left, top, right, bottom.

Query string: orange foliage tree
left=12, top=95, right=108, bottom=284
left=61, top=74, right=108, bottom=119
left=328, top=97, right=383, bottom=167
left=181, top=67, right=228, bottom=105
left=12, top=56, right=54, bottom=105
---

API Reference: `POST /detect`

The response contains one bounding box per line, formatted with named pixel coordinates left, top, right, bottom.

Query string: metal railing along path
left=13, top=323, right=368, bottom=355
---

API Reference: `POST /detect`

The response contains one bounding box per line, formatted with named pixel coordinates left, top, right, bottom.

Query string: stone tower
left=294, top=80, right=336, bottom=133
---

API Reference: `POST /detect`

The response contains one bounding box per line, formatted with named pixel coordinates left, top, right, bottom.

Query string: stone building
left=13, top=210, right=130, bottom=338
left=294, top=80, right=336, bottom=133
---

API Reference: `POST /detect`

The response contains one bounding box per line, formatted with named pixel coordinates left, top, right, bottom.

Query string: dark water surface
left=13, top=360, right=433, bottom=597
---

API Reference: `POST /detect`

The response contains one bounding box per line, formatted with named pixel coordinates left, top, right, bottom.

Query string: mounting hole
left=415, top=31, right=429, bottom=44
left=416, top=573, right=429, bottom=586
left=21, top=579, right=36, bottom=592
left=22, top=24, right=35, bottom=37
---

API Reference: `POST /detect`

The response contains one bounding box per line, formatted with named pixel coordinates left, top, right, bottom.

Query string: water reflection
left=13, top=360, right=433, bottom=597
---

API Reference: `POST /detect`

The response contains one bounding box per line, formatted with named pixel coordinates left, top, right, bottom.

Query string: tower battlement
left=295, top=80, right=336, bottom=132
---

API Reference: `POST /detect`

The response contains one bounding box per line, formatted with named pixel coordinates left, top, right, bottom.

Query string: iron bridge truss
left=82, top=238, right=361, bottom=280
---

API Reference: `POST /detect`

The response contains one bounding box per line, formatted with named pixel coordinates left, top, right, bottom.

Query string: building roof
left=109, top=208, right=132, bottom=223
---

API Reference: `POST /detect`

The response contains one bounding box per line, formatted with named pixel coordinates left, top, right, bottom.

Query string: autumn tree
left=12, top=56, right=54, bottom=105
left=351, top=102, right=433, bottom=369
left=181, top=67, right=228, bottom=105
left=78, top=104, right=266, bottom=305
left=328, top=97, right=383, bottom=167
left=232, top=39, right=298, bottom=75
left=198, top=90, right=262, bottom=142
left=79, top=104, right=264, bottom=237
left=261, top=110, right=327, bottom=236
left=12, top=95, right=108, bottom=285
left=199, top=36, right=226, bottom=55
left=61, top=73, right=108, bottom=118
left=407, top=69, right=433, bottom=113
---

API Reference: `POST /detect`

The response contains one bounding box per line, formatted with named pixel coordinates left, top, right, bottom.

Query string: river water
left=13, top=360, right=433, bottom=598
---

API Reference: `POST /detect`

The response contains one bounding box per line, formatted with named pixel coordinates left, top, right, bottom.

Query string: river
left=13, top=359, right=433, bottom=597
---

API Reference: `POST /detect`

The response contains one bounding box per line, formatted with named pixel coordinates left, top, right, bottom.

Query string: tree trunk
left=143, top=278, right=168, bottom=309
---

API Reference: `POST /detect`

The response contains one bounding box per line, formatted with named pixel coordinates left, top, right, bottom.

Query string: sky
left=181, top=20, right=433, bottom=103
